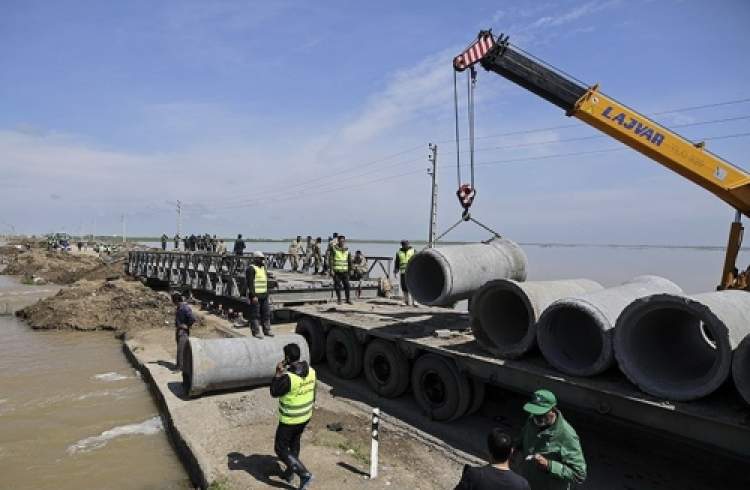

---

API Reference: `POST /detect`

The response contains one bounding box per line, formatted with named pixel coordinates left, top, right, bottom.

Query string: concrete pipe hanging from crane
left=537, top=275, right=682, bottom=377
left=405, top=237, right=527, bottom=307
left=614, top=290, right=750, bottom=402
left=183, top=334, right=310, bottom=397
left=470, top=278, right=603, bottom=358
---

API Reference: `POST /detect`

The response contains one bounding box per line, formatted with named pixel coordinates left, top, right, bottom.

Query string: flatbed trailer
left=284, top=299, right=750, bottom=460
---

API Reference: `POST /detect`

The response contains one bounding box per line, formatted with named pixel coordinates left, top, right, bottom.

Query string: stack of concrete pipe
left=536, top=275, right=683, bottom=377
left=183, top=334, right=310, bottom=397
left=405, top=240, right=750, bottom=405
left=470, top=278, right=604, bottom=358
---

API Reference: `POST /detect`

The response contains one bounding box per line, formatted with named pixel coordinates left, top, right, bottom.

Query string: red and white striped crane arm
left=453, top=31, right=495, bottom=71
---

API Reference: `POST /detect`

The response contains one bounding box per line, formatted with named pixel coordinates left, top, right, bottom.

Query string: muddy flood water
left=0, top=278, right=189, bottom=489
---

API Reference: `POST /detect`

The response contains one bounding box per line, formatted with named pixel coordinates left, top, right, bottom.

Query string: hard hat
left=252, top=251, right=264, bottom=258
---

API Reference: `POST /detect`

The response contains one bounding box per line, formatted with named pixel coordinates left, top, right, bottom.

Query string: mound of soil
left=17, top=279, right=189, bottom=333
left=2, top=248, right=125, bottom=284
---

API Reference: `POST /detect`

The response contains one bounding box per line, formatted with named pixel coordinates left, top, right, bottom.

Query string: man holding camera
left=270, top=343, right=316, bottom=489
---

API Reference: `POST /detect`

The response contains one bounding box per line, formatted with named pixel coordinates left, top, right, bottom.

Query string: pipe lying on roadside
left=405, top=238, right=527, bottom=306
left=615, top=290, right=750, bottom=401
left=183, top=334, right=310, bottom=397
left=537, top=275, right=682, bottom=377
left=470, top=278, right=603, bottom=358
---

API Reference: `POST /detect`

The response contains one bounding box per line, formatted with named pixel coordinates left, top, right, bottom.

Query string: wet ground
left=0, top=277, right=190, bottom=490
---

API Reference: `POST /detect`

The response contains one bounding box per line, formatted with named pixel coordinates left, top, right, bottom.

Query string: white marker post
left=370, top=407, right=380, bottom=479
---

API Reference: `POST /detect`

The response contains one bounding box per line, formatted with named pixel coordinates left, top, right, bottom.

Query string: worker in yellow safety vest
left=246, top=251, right=273, bottom=338
left=270, top=343, right=316, bottom=489
left=329, top=234, right=353, bottom=304
left=394, top=239, right=416, bottom=306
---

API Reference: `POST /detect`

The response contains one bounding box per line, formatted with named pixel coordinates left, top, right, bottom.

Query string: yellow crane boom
left=454, top=32, right=750, bottom=289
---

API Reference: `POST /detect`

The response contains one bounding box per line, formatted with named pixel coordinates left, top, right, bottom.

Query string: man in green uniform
left=245, top=251, right=273, bottom=338
left=270, top=343, right=316, bottom=489
left=311, top=237, right=322, bottom=274
left=329, top=234, right=352, bottom=304
left=515, top=390, right=586, bottom=490
left=394, top=240, right=416, bottom=306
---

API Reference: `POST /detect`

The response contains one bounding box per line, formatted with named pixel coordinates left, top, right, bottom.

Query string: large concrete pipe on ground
left=183, top=334, right=310, bottom=397
left=733, top=335, right=750, bottom=406
left=405, top=238, right=527, bottom=306
left=471, top=278, right=603, bottom=358
left=614, top=290, right=750, bottom=401
left=537, top=275, right=682, bottom=377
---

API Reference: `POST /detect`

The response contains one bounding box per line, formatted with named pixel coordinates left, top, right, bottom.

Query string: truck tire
left=326, top=327, right=363, bottom=379
left=295, top=317, right=326, bottom=364
left=364, top=340, right=410, bottom=398
left=411, top=354, right=471, bottom=421
left=467, top=377, right=485, bottom=415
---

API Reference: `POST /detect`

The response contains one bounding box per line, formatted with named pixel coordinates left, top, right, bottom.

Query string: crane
left=453, top=31, right=750, bottom=290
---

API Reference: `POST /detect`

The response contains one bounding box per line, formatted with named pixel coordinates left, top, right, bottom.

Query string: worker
left=454, top=429, right=530, bottom=490
left=216, top=239, right=227, bottom=255
left=311, top=237, right=322, bottom=274
left=322, top=232, right=338, bottom=274
left=233, top=234, right=246, bottom=256
left=161, top=233, right=168, bottom=250
left=302, top=235, right=313, bottom=273
left=394, top=240, right=416, bottom=306
left=173, top=233, right=180, bottom=250
left=271, top=342, right=316, bottom=489
left=245, top=251, right=273, bottom=338
left=330, top=234, right=352, bottom=304
left=173, top=292, right=196, bottom=370
left=515, top=390, right=586, bottom=490
left=351, top=250, right=368, bottom=281
left=288, top=235, right=302, bottom=272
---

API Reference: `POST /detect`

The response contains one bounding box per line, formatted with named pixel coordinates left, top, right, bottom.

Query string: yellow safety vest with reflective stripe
left=279, top=368, right=316, bottom=425
left=251, top=265, right=267, bottom=294
left=397, top=248, right=415, bottom=273
left=332, top=247, right=349, bottom=272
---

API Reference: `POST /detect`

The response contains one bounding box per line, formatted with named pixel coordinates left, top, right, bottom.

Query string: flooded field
left=0, top=278, right=189, bottom=489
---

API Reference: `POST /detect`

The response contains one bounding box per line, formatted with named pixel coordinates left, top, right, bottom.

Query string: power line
left=211, top=131, right=750, bottom=211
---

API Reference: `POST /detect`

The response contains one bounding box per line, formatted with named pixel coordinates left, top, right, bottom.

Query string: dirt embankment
left=2, top=247, right=129, bottom=284
left=16, top=279, right=196, bottom=333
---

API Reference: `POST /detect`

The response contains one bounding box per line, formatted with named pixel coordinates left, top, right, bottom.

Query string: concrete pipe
left=183, top=334, right=310, bottom=397
left=615, top=291, right=750, bottom=401
left=733, top=335, right=750, bottom=406
left=614, top=290, right=750, bottom=401
left=537, top=276, right=682, bottom=377
left=471, top=279, right=603, bottom=358
left=405, top=238, right=527, bottom=306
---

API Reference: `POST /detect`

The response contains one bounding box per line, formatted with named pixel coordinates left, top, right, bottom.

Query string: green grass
left=208, top=477, right=231, bottom=490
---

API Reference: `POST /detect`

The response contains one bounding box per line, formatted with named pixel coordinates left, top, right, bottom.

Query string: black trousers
left=274, top=421, right=309, bottom=475
left=333, top=272, right=350, bottom=301
left=175, top=328, right=189, bottom=370
left=249, top=295, right=271, bottom=328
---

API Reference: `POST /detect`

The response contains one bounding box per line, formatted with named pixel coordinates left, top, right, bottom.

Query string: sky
left=1, top=0, right=750, bottom=244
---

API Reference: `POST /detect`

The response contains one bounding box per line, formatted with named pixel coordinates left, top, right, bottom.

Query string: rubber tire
left=411, top=354, right=471, bottom=421
left=325, top=327, right=364, bottom=379
left=467, top=377, right=486, bottom=416
left=363, top=340, right=410, bottom=398
left=295, top=317, right=326, bottom=364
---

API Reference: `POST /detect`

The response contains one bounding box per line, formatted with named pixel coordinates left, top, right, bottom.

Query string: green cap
left=523, top=389, right=557, bottom=415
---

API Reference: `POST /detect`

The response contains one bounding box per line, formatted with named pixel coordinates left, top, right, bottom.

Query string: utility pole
left=427, top=143, right=438, bottom=247
left=121, top=214, right=126, bottom=243
left=176, top=200, right=182, bottom=238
